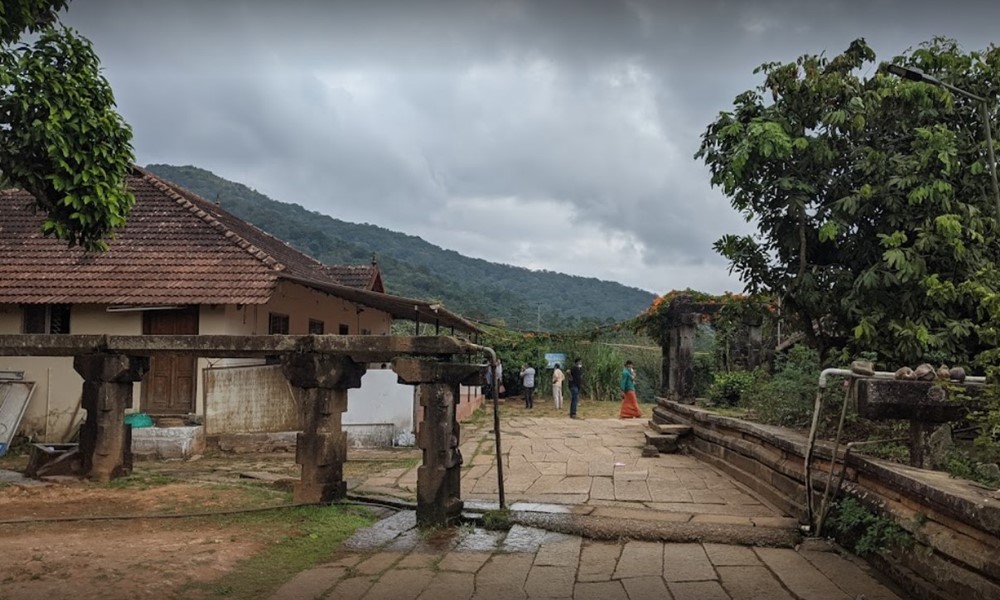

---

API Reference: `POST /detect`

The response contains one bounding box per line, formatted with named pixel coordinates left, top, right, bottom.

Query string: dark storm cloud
left=62, top=0, right=1000, bottom=292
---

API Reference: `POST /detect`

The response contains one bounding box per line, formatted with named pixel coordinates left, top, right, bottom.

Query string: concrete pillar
left=393, top=358, right=483, bottom=527
left=73, top=354, right=149, bottom=482
left=282, top=353, right=366, bottom=504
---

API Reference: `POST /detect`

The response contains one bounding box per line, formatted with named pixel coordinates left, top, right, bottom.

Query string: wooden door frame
left=140, top=306, right=199, bottom=415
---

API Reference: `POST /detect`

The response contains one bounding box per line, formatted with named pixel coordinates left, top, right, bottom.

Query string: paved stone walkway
left=326, top=416, right=905, bottom=598
left=356, top=416, right=794, bottom=529
left=270, top=511, right=902, bottom=600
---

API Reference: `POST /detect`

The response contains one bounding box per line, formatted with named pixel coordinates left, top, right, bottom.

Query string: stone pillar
left=393, top=358, right=483, bottom=527
left=73, top=354, right=149, bottom=482
left=282, top=353, right=366, bottom=504
left=661, top=313, right=699, bottom=402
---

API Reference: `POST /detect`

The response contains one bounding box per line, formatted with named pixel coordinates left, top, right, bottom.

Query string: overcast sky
left=62, top=0, right=1000, bottom=295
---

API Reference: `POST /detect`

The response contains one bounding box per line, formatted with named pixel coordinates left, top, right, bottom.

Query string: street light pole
left=886, top=64, right=1000, bottom=224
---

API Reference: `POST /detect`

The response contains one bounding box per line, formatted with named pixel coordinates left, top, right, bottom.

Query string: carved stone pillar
left=393, top=358, right=483, bottom=527
left=73, top=354, right=149, bottom=482
left=282, top=353, right=366, bottom=503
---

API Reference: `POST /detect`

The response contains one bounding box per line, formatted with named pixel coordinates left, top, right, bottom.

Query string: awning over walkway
left=281, top=274, right=481, bottom=334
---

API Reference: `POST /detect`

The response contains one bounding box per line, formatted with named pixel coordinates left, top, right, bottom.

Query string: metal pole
left=979, top=101, right=1000, bottom=224
left=491, top=360, right=506, bottom=509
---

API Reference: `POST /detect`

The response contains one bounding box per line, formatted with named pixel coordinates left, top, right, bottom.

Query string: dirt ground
left=0, top=449, right=413, bottom=600
left=0, top=400, right=628, bottom=600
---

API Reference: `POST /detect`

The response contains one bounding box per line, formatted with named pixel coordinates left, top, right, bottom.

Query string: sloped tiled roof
left=0, top=167, right=481, bottom=333
left=0, top=167, right=370, bottom=305
left=326, top=264, right=381, bottom=291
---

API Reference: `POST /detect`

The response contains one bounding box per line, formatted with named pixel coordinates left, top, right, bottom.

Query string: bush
left=693, top=352, right=715, bottom=398
left=709, top=370, right=760, bottom=406
left=827, top=497, right=911, bottom=557
left=745, top=345, right=821, bottom=427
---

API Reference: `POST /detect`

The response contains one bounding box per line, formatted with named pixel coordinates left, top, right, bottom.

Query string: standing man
left=520, top=363, right=536, bottom=408
left=551, top=363, right=565, bottom=410
left=569, top=357, right=583, bottom=419
left=619, top=359, right=641, bottom=418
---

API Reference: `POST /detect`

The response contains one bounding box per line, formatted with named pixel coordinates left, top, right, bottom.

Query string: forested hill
left=145, top=164, right=656, bottom=330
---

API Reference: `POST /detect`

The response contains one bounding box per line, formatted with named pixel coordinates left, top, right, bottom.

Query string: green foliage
left=938, top=448, right=1000, bottom=490
left=0, top=4, right=134, bottom=250
left=481, top=509, right=513, bottom=531
left=709, top=370, right=760, bottom=407
left=698, top=38, right=1000, bottom=366
left=480, top=325, right=661, bottom=402
left=692, top=352, right=715, bottom=398
left=745, top=346, right=821, bottom=427
left=145, top=164, right=654, bottom=330
left=827, top=497, right=912, bottom=557
left=0, top=0, right=69, bottom=42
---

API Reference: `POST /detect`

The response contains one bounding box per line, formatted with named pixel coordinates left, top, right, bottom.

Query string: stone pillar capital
left=391, top=358, right=484, bottom=386
left=73, top=354, right=149, bottom=383
left=281, top=353, right=366, bottom=389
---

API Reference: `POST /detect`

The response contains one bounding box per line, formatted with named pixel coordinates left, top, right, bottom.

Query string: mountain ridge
left=145, top=164, right=656, bottom=330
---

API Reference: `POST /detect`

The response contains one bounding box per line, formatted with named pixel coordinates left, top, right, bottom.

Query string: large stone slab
left=131, top=426, right=205, bottom=460
left=855, top=378, right=983, bottom=422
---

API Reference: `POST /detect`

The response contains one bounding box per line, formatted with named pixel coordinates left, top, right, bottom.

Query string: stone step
left=644, top=432, right=679, bottom=454
left=647, top=421, right=691, bottom=436
left=651, top=405, right=678, bottom=425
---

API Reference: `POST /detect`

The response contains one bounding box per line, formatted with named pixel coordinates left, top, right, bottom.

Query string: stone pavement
left=270, top=510, right=902, bottom=600
left=355, top=416, right=794, bottom=529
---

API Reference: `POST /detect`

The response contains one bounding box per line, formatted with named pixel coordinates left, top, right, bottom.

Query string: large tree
left=0, top=0, right=134, bottom=250
left=698, top=38, right=1000, bottom=366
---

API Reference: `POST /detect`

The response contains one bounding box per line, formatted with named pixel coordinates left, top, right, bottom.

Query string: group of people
left=486, top=357, right=642, bottom=419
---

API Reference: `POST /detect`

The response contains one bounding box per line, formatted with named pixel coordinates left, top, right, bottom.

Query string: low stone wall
left=654, top=399, right=1000, bottom=600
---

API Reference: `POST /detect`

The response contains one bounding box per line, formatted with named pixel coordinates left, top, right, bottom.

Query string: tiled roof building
left=0, top=166, right=384, bottom=305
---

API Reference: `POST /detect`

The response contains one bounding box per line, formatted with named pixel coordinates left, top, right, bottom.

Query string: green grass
left=104, top=472, right=176, bottom=490
left=188, top=505, right=374, bottom=599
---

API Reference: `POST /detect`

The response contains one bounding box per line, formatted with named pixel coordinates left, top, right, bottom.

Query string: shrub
left=827, top=497, right=911, bottom=556
left=709, top=370, right=759, bottom=406
left=693, top=352, right=715, bottom=398
left=745, top=345, right=820, bottom=427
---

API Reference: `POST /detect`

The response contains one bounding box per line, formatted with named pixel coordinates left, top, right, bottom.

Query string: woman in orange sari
left=619, top=360, right=642, bottom=418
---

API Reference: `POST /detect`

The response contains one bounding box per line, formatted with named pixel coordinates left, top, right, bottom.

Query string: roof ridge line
left=134, top=166, right=286, bottom=272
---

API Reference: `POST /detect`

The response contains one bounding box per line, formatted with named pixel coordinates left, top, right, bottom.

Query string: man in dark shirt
left=568, top=358, right=583, bottom=419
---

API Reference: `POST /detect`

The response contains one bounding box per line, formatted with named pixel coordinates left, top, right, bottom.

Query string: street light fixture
left=886, top=64, right=1000, bottom=223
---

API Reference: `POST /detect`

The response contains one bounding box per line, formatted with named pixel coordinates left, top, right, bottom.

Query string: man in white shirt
left=520, top=364, right=536, bottom=408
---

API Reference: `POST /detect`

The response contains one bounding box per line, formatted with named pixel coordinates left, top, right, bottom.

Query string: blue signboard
left=544, top=353, right=567, bottom=369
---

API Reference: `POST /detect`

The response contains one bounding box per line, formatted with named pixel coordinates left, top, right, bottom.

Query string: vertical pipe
left=979, top=101, right=1000, bottom=224
left=491, top=360, right=506, bottom=509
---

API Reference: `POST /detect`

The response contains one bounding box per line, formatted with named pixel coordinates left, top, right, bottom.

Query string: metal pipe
left=815, top=435, right=911, bottom=536
left=804, top=368, right=852, bottom=528
left=816, top=381, right=854, bottom=536
left=805, top=364, right=982, bottom=534
left=456, top=340, right=506, bottom=510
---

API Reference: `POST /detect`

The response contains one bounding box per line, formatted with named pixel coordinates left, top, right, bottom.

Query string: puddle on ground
left=499, top=524, right=564, bottom=553
left=509, top=502, right=572, bottom=514
left=455, top=528, right=504, bottom=552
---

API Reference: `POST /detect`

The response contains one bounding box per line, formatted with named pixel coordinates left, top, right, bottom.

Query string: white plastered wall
left=1, top=281, right=393, bottom=442
left=0, top=304, right=141, bottom=441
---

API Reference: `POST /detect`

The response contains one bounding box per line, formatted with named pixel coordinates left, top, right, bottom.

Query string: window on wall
left=361, top=328, right=371, bottom=335
left=268, top=313, right=289, bottom=335
left=308, top=319, right=325, bottom=335
left=338, top=324, right=349, bottom=335
left=22, top=304, right=71, bottom=334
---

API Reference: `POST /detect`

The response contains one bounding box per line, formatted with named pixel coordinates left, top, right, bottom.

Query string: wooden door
left=142, top=307, right=199, bottom=414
